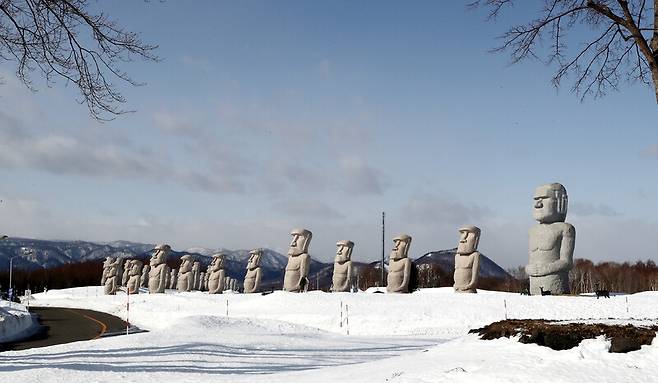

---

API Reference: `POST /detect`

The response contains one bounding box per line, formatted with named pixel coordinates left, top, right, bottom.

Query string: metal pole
left=9, top=256, right=14, bottom=305
left=381, top=211, right=385, bottom=287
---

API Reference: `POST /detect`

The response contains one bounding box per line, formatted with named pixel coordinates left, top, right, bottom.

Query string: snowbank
left=0, top=300, right=37, bottom=343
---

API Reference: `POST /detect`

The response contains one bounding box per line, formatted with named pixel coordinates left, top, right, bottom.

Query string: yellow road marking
left=65, top=309, right=108, bottom=340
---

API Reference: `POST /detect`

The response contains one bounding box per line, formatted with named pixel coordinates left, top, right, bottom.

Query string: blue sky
left=1, top=1, right=657, bottom=267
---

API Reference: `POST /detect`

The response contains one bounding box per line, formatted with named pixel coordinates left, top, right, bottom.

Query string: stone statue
left=169, top=268, right=178, bottom=290
left=103, top=257, right=120, bottom=295
left=387, top=234, right=412, bottom=293
left=141, top=264, right=150, bottom=288
left=331, top=240, right=354, bottom=292
left=199, top=272, right=206, bottom=291
left=101, top=256, right=113, bottom=286
left=204, top=273, right=209, bottom=291
left=148, top=244, right=170, bottom=294
left=191, top=261, right=201, bottom=290
left=526, top=183, right=575, bottom=295
left=453, top=226, right=481, bottom=294
left=177, top=255, right=194, bottom=292
left=283, top=228, right=312, bottom=292
left=243, top=249, right=263, bottom=293
left=127, top=260, right=144, bottom=294
left=121, top=259, right=131, bottom=287
left=207, top=253, right=226, bottom=294
left=115, top=258, right=124, bottom=288
left=230, top=278, right=237, bottom=292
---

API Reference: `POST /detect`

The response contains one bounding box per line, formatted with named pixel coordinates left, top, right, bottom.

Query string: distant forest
left=2, top=258, right=658, bottom=296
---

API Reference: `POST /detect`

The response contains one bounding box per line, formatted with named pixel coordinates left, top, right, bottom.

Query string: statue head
left=210, top=253, right=225, bottom=271
left=457, top=226, right=481, bottom=255
left=533, top=183, right=568, bottom=224
left=179, top=255, right=193, bottom=273
left=192, top=261, right=200, bottom=272
left=130, top=260, right=143, bottom=275
left=247, top=249, right=262, bottom=269
left=288, top=228, right=312, bottom=256
left=390, top=234, right=412, bottom=261
left=335, top=240, right=354, bottom=263
left=150, top=244, right=171, bottom=267
left=171, top=268, right=178, bottom=276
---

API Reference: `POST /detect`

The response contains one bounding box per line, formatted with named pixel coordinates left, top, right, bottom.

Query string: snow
left=2, top=287, right=658, bottom=382
left=0, top=300, right=37, bottom=343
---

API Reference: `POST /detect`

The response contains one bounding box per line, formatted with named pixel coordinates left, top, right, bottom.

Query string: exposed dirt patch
left=469, top=319, right=658, bottom=353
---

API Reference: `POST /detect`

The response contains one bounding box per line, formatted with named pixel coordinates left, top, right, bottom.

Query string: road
left=1, top=307, right=130, bottom=351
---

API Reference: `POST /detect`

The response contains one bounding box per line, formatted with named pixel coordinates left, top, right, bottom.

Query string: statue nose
left=535, top=201, right=543, bottom=208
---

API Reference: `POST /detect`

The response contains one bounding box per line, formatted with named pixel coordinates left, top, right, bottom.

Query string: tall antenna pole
left=381, top=211, right=385, bottom=287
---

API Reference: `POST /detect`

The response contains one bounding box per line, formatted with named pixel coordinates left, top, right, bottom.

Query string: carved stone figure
left=177, top=255, right=194, bottom=292
left=191, top=261, right=201, bottom=290
left=127, top=260, right=144, bottom=294
left=230, top=278, right=237, bottom=292
left=207, top=253, right=226, bottom=294
left=204, top=273, right=209, bottom=291
left=148, top=244, right=170, bottom=294
left=169, top=268, right=178, bottom=290
left=115, top=258, right=124, bottom=289
left=387, top=234, right=412, bottom=293
left=331, top=240, right=354, bottom=292
left=243, top=249, right=263, bottom=293
left=141, top=264, right=150, bottom=288
left=526, top=183, right=575, bottom=295
left=103, top=257, right=120, bottom=295
left=101, top=256, right=113, bottom=285
left=122, top=259, right=132, bottom=286
left=453, top=226, right=481, bottom=294
left=199, top=272, right=206, bottom=291
left=283, top=228, right=312, bottom=292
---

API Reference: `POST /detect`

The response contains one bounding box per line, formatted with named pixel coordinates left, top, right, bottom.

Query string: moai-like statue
left=177, top=255, right=194, bottom=292
left=127, top=260, right=144, bottom=294
left=207, top=253, right=226, bottom=294
left=121, top=259, right=131, bottom=286
left=230, top=278, right=237, bottom=292
left=103, top=258, right=120, bottom=295
left=101, top=256, right=114, bottom=285
left=387, top=234, right=412, bottom=293
left=331, top=240, right=354, bottom=292
left=243, top=249, right=263, bottom=293
left=283, top=228, right=312, bottom=292
left=453, top=226, right=481, bottom=294
left=199, top=272, right=206, bottom=291
left=191, top=261, right=201, bottom=290
left=141, top=264, right=150, bottom=288
left=526, top=183, right=575, bottom=295
left=224, top=276, right=231, bottom=290
left=116, top=258, right=124, bottom=288
left=204, top=273, right=210, bottom=291
left=148, top=244, right=170, bottom=294
left=169, top=268, right=178, bottom=290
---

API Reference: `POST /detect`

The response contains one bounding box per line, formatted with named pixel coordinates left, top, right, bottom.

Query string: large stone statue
left=177, top=255, right=194, bottom=292
left=148, top=244, right=170, bottom=294
left=192, top=261, right=201, bottom=290
left=331, top=240, right=354, bottom=292
left=141, top=264, right=150, bottom=288
left=199, top=272, right=206, bottom=291
left=169, top=268, right=178, bottom=290
left=387, top=234, right=412, bottom=293
left=127, top=260, right=143, bottom=294
left=207, top=253, right=226, bottom=294
left=121, top=259, right=131, bottom=286
left=453, top=226, right=481, bottom=294
left=103, top=257, right=120, bottom=295
left=101, top=256, right=113, bottom=285
left=115, top=258, right=124, bottom=289
left=283, top=228, right=312, bottom=292
left=526, top=183, right=575, bottom=295
left=243, top=249, right=263, bottom=293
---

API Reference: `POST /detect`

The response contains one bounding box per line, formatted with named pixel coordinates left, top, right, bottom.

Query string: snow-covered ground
left=0, top=300, right=37, bottom=343
left=2, top=287, right=658, bottom=382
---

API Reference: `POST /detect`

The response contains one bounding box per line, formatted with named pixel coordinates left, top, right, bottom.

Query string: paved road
left=1, top=307, right=129, bottom=351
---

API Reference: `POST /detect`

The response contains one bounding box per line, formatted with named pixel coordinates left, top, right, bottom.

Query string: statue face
left=179, top=258, right=193, bottom=273
left=210, top=255, right=224, bottom=271
left=390, top=235, right=411, bottom=260
left=150, top=245, right=170, bottom=267
left=288, top=229, right=312, bottom=256
left=247, top=250, right=262, bottom=269
left=533, top=183, right=568, bottom=224
left=335, top=241, right=354, bottom=263
left=192, top=261, right=200, bottom=271
left=457, top=227, right=480, bottom=255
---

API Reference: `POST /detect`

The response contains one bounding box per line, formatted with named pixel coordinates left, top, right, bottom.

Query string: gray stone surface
left=207, top=253, right=226, bottom=294
left=127, top=260, right=143, bottom=294
left=141, top=264, right=150, bottom=288
left=177, top=254, right=194, bottom=292
left=103, top=257, right=120, bottom=295
left=101, top=257, right=113, bottom=286
left=243, top=249, right=262, bottom=293
left=148, top=244, right=170, bottom=293
left=331, top=240, right=354, bottom=292
left=169, top=268, right=178, bottom=290
left=387, top=234, right=412, bottom=293
left=283, top=228, right=312, bottom=292
left=121, top=259, right=131, bottom=287
left=453, top=226, right=481, bottom=294
left=526, top=183, right=576, bottom=295
left=192, top=261, right=201, bottom=290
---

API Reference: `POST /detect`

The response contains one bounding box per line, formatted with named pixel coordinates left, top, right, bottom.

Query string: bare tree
left=470, top=0, right=658, bottom=103
left=0, top=0, right=159, bottom=120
